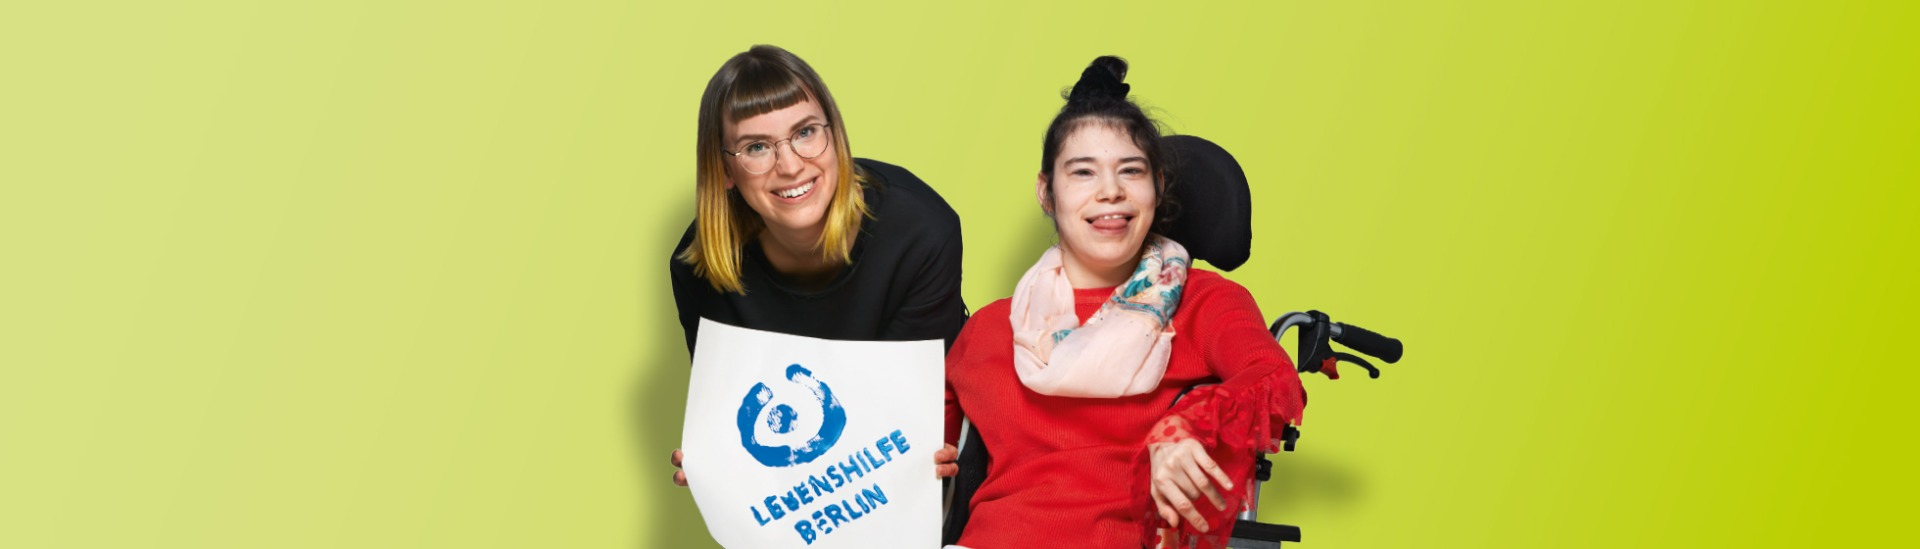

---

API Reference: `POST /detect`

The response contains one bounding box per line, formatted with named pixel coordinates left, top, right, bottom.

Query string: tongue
left=1090, top=217, right=1129, bottom=231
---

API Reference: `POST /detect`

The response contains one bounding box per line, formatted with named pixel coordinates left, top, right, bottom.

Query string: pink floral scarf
left=1010, top=236, right=1190, bottom=398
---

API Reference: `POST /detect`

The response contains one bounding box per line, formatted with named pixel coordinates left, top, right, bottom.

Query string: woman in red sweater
left=943, top=56, right=1308, bottom=549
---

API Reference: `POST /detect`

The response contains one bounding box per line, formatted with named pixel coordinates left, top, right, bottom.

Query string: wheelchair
left=943, top=135, right=1407, bottom=548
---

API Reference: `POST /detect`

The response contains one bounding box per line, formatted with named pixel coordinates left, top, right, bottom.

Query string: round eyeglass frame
left=723, top=123, right=834, bottom=175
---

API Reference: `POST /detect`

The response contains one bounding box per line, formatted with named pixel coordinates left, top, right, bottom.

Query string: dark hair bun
left=1067, top=55, right=1131, bottom=104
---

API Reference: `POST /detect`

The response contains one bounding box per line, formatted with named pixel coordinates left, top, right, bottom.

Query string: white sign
left=681, top=318, right=944, bottom=548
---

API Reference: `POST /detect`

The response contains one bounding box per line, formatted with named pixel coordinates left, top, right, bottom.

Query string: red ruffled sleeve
left=1131, top=372, right=1306, bottom=548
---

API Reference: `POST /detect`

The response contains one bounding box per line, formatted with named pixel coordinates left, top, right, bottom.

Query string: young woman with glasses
left=667, top=45, right=967, bottom=487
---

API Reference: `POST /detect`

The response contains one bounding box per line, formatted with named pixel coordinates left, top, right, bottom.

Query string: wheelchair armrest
left=1229, top=519, right=1303, bottom=548
left=942, top=422, right=989, bottom=545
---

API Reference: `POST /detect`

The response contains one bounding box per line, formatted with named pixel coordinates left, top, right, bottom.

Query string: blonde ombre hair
left=679, top=45, right=869, bottom=294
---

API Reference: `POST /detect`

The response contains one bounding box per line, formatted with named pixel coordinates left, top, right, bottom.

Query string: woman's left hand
left=934, top=443, right=959, bottom=478
left=1147, top=438, right=1233, bottom=533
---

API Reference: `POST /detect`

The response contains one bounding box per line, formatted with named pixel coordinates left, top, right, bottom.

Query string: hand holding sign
left=934, top=444, right=958, bottom=478
left=671, top=449, right=687, bottom=486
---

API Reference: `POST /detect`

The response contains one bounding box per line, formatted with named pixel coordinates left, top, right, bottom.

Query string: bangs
left=725, top=67, right=811, bottom=124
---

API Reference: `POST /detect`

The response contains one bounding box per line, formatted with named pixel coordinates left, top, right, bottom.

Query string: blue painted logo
left=737, top=364, right=847, bottom=467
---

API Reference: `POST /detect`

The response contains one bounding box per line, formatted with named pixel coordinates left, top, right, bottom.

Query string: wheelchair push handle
left=1331, top=322, right=1403, bottom=364
left=1272, top=310, right=1406, bottom=379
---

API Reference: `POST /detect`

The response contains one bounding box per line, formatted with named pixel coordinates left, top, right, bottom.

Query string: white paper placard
left=681, top=318, right=944, bottom=548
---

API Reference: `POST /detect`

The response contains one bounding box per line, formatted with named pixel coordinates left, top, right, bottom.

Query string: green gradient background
left=3, top=1, right=1913, bottom=547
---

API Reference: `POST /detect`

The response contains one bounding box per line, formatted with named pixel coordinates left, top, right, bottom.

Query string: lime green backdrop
left=3, top=1, right=1914, bottom=547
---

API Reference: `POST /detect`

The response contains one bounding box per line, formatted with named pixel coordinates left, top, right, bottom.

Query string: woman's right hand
left=1148, top=438, right=1230, bottom=533
left=670, top=449, right=688, bottom=487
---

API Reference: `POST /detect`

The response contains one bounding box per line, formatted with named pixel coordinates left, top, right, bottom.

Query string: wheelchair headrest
left=1161, top=135, right=1253, bottom=271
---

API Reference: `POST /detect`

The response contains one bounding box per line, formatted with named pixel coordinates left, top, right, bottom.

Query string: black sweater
left=670, top=158, right=968, bottom=356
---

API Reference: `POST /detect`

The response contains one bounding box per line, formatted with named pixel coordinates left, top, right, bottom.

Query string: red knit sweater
left=945, top=269, right=1307, bottom=548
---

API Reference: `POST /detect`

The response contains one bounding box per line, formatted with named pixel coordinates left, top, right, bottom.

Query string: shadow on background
left=1260, top=446, right=1367, bottom=523
left=629, top=204, right=712, bottom=547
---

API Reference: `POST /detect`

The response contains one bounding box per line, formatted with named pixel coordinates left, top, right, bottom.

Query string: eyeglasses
left=724, top=123, right=834, bottom=175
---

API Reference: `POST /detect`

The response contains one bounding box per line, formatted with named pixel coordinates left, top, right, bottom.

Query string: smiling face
left=1040, top=123, right=1160, bottom=288
left=724, top=98, right=839, bottom=246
